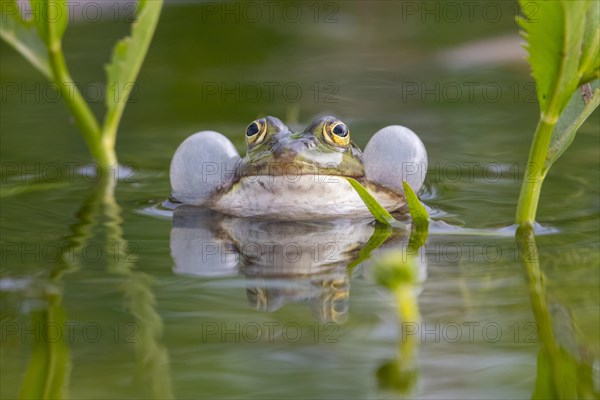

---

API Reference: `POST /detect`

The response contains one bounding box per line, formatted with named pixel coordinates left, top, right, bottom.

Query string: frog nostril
left=304, top=140, right=316, bottom=149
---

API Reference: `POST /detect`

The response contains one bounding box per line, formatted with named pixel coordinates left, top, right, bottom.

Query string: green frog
left=170, top=116, right=427, bottom=220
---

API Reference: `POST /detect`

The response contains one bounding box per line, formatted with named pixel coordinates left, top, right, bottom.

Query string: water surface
left=1, top=2, right=599, bottom=399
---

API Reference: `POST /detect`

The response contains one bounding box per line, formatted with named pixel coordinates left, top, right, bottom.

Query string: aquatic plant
left=346, top=178, right=429, bottom=230
left=515, top=0, right=599, bottom=227
left=351, top=0, right=598, bottom=232
left=0, top=0, right=163, bottom=170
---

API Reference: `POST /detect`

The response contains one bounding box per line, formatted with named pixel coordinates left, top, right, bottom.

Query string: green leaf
left=29, top=0, right=48, bottom=41
left=545, top=80, right=600, bottom=170
left=49, top=0, right=68, bottom=43
left=578, top=1, right=600, bottom=85
left=515, top=0, right=599, bottom=227
left=103, top=0, right=163, bottom=143
left=402, top=180, right=429, bottom=226
left=345, top=177, right=407, bottom=228
left=0, top=0, right=51, bottom=78
left=402, top=180, right=429, bottom=253
left=29, top=0, right=67, bottom=44
left=518, top=0, right=591, bottom=117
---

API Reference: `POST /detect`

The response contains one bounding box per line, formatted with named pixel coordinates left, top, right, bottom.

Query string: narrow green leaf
left=103, top=0, right=163, bottom=142
left=29, top=0, right=48, bottom=41
left=0, top=0, right=51, bottom=78
left=402, top=180, right=429, bottom=225
left=518, top=0, right=589, bottom=116
left=346, top=177, right=406, bottom=228
left=402, top=181, right=429, bottom=255
left=402, top=181, right=429, bottom=252
left=545, top=80, right=600, bottom=170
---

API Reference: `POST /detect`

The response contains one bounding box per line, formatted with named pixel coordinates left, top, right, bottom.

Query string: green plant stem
left=102, top=107, right=120, bottom=155
left=515, top=118, right=556, bottom=227
left=47, top=47, right=115, bottom=168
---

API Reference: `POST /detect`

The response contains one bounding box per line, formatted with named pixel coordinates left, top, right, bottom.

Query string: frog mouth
left=235, top=160, right=365, bottom=180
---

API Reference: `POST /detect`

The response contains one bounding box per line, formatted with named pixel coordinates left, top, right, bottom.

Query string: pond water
left=1, top=1, right=599, bottom=399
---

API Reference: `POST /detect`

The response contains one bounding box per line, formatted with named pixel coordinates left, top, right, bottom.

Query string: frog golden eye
left=245, top=118, right=267, bottom=146
left=323, top=120, right=350, bottom=147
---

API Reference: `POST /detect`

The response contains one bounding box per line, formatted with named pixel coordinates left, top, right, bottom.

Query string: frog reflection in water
left=247, top=278, right=350, bottom=323
left=170, top=207, right=426, bottom=323
left=170, top=116, right=428, bottom=219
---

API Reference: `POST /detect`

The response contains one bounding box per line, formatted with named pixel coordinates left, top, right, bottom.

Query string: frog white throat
left=169, top=122, right=427, bottom=220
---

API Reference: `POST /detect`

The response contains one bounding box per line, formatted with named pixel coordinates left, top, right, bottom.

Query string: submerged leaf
left=0, top=0, right=51, bottom=78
